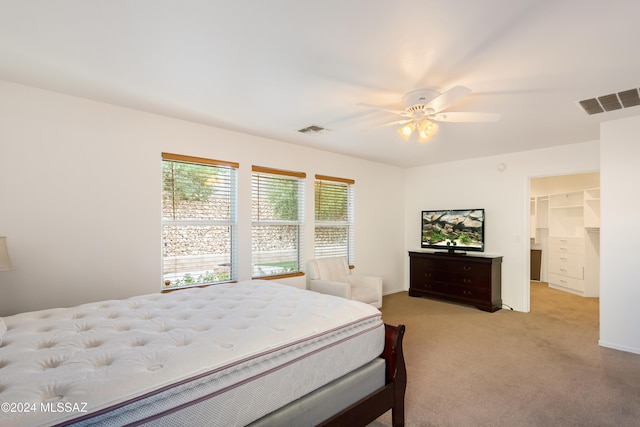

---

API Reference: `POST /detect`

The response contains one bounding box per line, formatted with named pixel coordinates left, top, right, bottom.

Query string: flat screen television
left=421, top=209, right=485, bottom=252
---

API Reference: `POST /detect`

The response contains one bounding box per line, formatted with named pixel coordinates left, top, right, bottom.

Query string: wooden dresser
left=408, top=251, right=502, bottom=312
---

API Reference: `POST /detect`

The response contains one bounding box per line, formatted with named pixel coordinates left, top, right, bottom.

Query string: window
left=252, top=166, right=305, bottom=278
left=162, top=153, right=238, bottom=289
left=314, top=175, right=355, bottom=264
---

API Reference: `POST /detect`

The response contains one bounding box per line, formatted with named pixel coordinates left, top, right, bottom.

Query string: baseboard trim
left=598, top=339, right=640, bottom=355
left=382, top=288, right=406, bottom=297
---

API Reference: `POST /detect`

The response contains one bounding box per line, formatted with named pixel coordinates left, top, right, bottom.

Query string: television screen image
left=421, top=209, right=485, bottom=252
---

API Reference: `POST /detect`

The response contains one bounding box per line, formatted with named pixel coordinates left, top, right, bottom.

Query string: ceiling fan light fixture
left=416, top=119, right=439, bottom=142
left=398, top=122, right=415, bottom=140
left=417, top=132, right=432, bottom=143
left=418, top=119, right=438, bottom=134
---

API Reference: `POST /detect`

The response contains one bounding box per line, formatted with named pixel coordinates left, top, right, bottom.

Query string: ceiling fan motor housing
left=402, top=89, right=440, bottom=108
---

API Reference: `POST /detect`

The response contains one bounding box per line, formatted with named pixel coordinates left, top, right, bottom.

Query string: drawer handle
left=560, top=280, right=567, bottom=284
left=463, top=278, right=472, bottom=284
left=424, top=273, right=431, bottom=278
left=463, top=266, right=472, bottom=271
left=463, top=290, right=472, bottom=295
left=560, top=239, right=568, bottom=243
left=560, top=257, right=568, bottom=261
left=560, top=269, right=567, bottom=272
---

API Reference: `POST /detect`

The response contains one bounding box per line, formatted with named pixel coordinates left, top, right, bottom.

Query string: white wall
left=0, top=81, right=405, bottom=316
left=404, top=141, right=600, bottom=312
left=599, top=115, right=640, bottom=354
left=530, top=172, right=600, bottom=197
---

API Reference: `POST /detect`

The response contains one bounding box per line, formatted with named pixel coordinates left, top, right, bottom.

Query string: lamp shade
left=397, top=122, right=415, bottom=140
left=0, top=236, right=14, bottom=271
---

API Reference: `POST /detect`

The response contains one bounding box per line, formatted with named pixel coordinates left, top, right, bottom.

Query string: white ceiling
left=2, top=0, right=640, bottom=168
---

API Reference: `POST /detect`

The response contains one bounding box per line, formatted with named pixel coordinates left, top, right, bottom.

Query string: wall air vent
left=298, top=125, right=326, bottom=134
left=579, top=88, right=640, bottom=115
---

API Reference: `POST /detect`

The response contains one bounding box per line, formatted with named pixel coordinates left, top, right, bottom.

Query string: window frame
left=251, top=165, right=306, bottom=279
left=161, top=152, right=239, bottom=290
left=314, top=174, right=355, bottom=266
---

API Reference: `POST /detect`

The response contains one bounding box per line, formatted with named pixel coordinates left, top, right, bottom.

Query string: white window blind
left=314, top=175, right=355, bottom=265
left=162, top=153, right=238, bottom=289
left=252, top=166, right=305, bottom=278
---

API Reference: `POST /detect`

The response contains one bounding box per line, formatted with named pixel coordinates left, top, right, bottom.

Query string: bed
left=0, top=280, right=406, bottom=426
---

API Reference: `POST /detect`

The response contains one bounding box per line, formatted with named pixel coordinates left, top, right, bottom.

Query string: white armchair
left=307, top=257, right=383, bottom=308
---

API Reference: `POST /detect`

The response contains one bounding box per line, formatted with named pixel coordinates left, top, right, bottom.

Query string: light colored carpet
left=370, top=282, right=640, bottom=426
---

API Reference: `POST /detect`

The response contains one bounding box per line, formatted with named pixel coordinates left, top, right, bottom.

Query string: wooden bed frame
left=319, top=323, right=407, bottom=427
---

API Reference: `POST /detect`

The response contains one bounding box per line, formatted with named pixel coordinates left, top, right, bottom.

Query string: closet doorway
left=529, top=172, right=600, bottom=308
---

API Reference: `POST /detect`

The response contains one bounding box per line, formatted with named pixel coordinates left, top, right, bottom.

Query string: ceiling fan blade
left=356, top=102, right=407, bottom=116
left=377, top=119, right=413, bottom=127
left=430, top=112, right=501, bottom=122
left=425, top=86, right=472, bottom=113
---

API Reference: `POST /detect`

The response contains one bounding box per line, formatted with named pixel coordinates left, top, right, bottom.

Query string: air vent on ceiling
left=298, top=125, right=326, bottom=134
left=579, top=88, right=640, bottom=115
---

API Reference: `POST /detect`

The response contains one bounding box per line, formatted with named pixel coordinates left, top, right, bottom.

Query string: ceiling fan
left=359, top=86, right=501, bottom=142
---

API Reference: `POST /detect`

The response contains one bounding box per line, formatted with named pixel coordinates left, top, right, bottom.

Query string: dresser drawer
left=549, top=243, right=584, bottom=255
left=412, top=280, right=490, bottom=302
left=448, top=262, right=491, bottom=279
left=549, top=252, right=584, bottom=266
left=411, top=263, right=490, bottom=288
left=445, top=283, right=491, bottom=301
left=549, top=262, right=583, bottom=279
left=411, top=265, right=449, bottom=282
left=549, top=273, right=584, bottom=292
left=549, top=236, right=584, bottom=247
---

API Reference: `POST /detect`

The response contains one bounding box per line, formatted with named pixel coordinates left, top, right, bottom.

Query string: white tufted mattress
left=0, top=280, right=384, bottom=427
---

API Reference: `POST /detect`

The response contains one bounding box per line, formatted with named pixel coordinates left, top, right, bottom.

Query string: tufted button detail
left=93, top=356, right=116, bottom=368
left=0, top=359, right=10, bottom=369
left=71, top=312, right=87, bottom=319
left=39, top=357, right=66, bottom=370
left=277, top=310, right=293, bottom=318
left=131, top=338, right=150, bottom=347
left=83, top=340, right=103, bottom=349
left=41, top=384, right=71, bottom=402
left=37, top=340, right=58, bottom=350
left=148, top=364, right=163, bottom=371
left=75, top=323, right=93, bottom=332
left=173, top=336, right=193, bottom=347
left=37, top=326, right=54, bottom=333
left=232, top=323, right=249, bottom=330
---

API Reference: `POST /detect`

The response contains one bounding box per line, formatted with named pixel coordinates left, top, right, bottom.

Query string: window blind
left=161, top=152, right=238, bottom=288
left=252, top=166, right=305, bottom=278
left=314, top=175, right=355, bottom=264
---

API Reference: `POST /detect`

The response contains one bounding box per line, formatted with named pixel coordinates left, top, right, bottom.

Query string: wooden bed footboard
left=318, top=323, right=407, bottom=427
